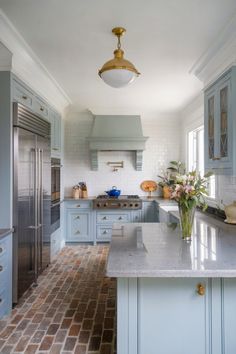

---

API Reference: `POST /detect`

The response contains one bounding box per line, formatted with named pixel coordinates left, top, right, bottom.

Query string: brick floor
left=0, top=245, right=116, bottom=354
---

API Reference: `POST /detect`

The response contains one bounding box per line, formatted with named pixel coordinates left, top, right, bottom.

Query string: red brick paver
left=0, top=245, right=116, bottom=353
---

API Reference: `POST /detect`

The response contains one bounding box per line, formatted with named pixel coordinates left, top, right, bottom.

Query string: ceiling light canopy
left=98, top=27, right=140, bottom=88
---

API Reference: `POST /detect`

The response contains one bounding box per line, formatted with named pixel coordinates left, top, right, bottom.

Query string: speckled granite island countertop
left=0, top=228, right=14, bottom=240
left=106, top=213, right=236, bottom=278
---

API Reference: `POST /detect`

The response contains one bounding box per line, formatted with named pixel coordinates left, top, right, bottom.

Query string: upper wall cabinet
left=49, top=110, right=61, bottom=157
left=204, top=68, right=235, bottom=174
left=12, top=75, right=62, bottom=158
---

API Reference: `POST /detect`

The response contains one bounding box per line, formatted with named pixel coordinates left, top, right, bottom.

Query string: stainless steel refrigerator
left=13, top=102, right=51, bottom=303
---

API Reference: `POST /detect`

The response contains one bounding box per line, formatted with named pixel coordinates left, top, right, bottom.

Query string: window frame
left=187, top=125, right=218, bottom=205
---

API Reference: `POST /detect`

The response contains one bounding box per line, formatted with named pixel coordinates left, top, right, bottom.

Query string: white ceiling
left=0, top=0, right=236, bottom=115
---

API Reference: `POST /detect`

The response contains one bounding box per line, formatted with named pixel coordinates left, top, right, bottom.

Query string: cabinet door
left=221, top=278, right=236, bottom=354
left=66, top=210, right=92, bottom=242
left=53, top=113, right=61, bottom=155
left=216, top=78, right=232, bottom=168
left=204, top=74, right=232, bottom=172
left=49, top=110, right=61, bottom=157
left=138, top=278, right=209, bottom=354
left=143, top=202, right=158, bottom=222
left=34, top=96, right=49, bottom=120
left=204, top=86, right=217, bottom=170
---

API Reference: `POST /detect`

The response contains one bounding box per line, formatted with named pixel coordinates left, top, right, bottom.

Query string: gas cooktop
left=93, top=195, right=142, bottom=209
left=96, top=195, right=140, bottom=200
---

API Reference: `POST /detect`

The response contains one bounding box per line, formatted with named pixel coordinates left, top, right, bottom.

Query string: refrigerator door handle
left=38, top=149, right=43, bottom=273
left=33, top=147, right=38, bottom=283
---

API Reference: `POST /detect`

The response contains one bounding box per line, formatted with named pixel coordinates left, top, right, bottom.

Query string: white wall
left=180, top=94, right=236, bottom=207
left=64, top=111, right=181, bottom=197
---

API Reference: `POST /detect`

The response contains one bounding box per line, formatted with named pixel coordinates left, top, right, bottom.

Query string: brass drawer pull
left=0, top=265, right=3, bottom=272
left=212, top=156, right=221, bottom=161
left=22, top=95, right=27, bottom=100
left=52, top=148, right=59, bottom=151
left=197, top=283, right=205, bottom=296
left=76, top=205, right=81, bottom=208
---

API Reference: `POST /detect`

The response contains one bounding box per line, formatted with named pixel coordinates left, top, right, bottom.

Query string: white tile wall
left=64, top=112, right=181, bottom=197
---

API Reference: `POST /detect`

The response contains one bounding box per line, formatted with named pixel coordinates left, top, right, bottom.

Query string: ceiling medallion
left=98, top=27, right=140, bottom=88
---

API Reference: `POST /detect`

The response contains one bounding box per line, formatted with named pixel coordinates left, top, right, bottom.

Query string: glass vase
left=178, top=204, right=195, bottom=241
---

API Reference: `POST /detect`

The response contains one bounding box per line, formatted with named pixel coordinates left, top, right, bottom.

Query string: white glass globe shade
left=100, top=69, right=138, bottom=88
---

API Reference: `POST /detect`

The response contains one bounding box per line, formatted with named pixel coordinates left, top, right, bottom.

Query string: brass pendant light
left=98, top=27, right=140, bottom=88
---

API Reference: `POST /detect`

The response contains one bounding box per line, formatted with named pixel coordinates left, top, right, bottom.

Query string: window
left=188, top=126, right=216, bottom=199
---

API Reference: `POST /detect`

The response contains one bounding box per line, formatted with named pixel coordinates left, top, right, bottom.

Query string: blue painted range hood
left=87, top=115, right=148, bottom=171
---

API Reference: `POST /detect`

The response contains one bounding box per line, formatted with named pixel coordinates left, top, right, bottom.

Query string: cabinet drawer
left=65, top=201, right=91, bottom=209
left=12, top=80, right=34, bottom=109
left=97, top=212, right=130, bottom=224
left=34, top=97, right=49, bottom=119
left=97, top=226, right=112, bottom=241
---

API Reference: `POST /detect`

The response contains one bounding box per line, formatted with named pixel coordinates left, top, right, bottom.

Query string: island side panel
left=117, top=277, right=212, bottom=354
left=117, top=278, right=138, bottom=354
left=222, top=278, right=236, bottom=353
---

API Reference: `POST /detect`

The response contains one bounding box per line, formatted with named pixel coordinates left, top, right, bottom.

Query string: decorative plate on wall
left=140, top=180, right=158, bottom=198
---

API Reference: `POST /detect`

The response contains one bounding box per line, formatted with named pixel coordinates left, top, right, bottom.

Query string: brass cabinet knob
left=40, top=107, right=44, bottom=111
left=76, top=215, right=80, bottom=219
left=103, top=216, right=107, bottom=220
left=22, top=95, right=27, bottom=100
left=197, top=283, right=205, bottom=296
left=118, top=216, right=123, bottom=220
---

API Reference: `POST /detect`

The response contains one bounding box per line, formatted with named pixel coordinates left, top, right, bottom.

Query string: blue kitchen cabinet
left=117, top=277, right=236, bottom=354
left=50, top=227, right=61, bottom=260
left=66, top=210, right=92, bottom=242
left=0, top=234, right=12, bottom=319
left=204, top=67, right=236, bottom=174
left=96, top=211, right=131, bottom=242
left=64, top=201, right=94, bottom=242
left=12, top=74, right=62, bottom=158
left=49, top=110, right=61, bottom=157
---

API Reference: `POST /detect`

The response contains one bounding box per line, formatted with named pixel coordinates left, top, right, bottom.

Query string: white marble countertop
left=106, top=212, right=236, bottom=278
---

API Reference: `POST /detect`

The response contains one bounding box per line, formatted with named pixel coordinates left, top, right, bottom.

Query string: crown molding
left=0, top=9, right=71, bottom=113
left=190, top=12, right=236, bottom=86
left=0, top=41, right=12, bottom=70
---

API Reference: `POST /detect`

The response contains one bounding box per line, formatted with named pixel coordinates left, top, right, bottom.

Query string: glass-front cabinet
left=204, top=68, right=234, bottom=174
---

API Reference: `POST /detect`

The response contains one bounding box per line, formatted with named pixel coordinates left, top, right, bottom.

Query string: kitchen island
left=106, top=215, right=236, bottom=354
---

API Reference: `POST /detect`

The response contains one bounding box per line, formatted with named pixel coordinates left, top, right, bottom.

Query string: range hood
left=87, top=115, right=148, bottom=171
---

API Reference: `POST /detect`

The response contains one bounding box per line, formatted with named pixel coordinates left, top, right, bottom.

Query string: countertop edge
left=106, top=270, right=236, bottom=278
left=0, top=228, right=14, bottom=240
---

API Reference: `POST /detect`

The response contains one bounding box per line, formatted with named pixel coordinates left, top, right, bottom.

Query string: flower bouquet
left=170, top=170, right=212, bottom=241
